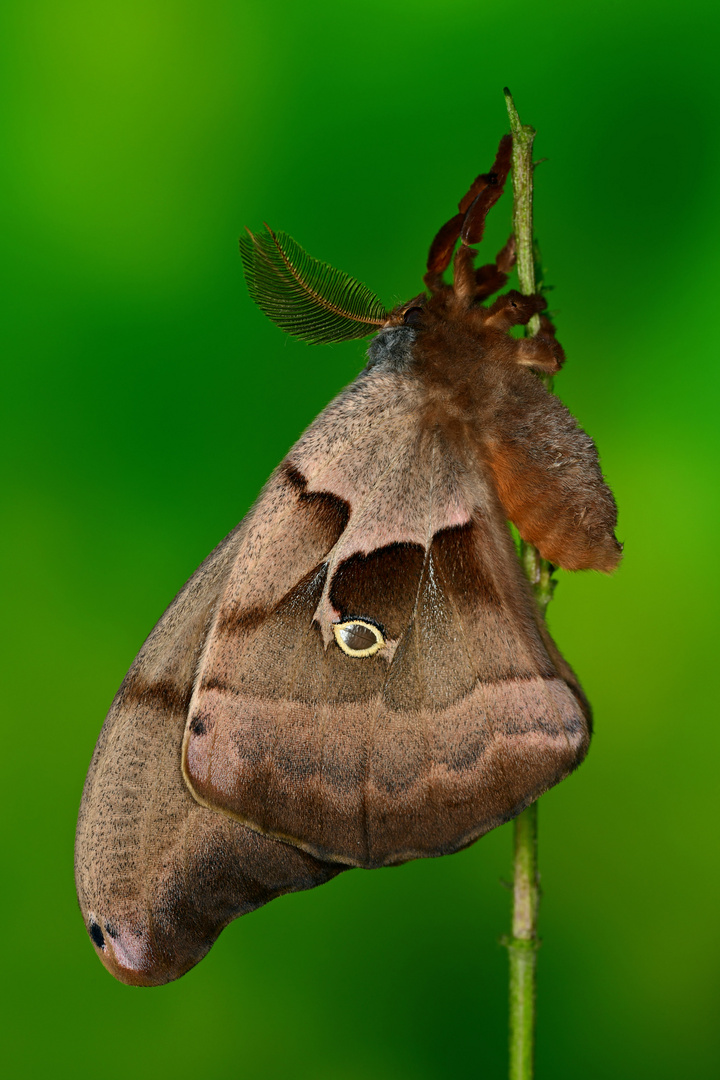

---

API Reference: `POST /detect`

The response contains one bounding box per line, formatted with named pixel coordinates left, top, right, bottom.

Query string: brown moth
left=76, top=134, right=620, bottom=985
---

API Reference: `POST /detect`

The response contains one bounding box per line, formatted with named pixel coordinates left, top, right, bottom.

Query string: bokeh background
left=2, top=1, right=719, bottom=1077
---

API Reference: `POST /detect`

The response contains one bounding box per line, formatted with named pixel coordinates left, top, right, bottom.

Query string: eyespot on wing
left=333, top=618, right=385, bottom=657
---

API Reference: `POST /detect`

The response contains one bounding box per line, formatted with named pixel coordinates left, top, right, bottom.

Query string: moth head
left=377, top=293, right=427, bottom=330
left=333, top=618, right=385, bottom=658
left=401, top=303, right=425, bottom=329
left=239, top=133, right=557, bottom=368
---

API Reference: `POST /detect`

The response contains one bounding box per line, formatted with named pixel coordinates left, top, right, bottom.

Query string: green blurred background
left=2, top=1, right=719, bottom=1077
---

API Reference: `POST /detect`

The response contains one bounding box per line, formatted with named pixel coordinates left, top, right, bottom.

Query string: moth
left=75, top=135, right=620, bottom=986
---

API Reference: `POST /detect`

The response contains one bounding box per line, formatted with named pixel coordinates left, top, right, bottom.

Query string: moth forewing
left=77, top=132, right=619, bottom=981
left=179, top=329, right=597, bottom=869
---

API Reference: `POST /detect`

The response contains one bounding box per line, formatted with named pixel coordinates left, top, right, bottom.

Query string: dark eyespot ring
left=403, top=307, right=423, bottom=328
left=333, top=619, right=385, bottom=657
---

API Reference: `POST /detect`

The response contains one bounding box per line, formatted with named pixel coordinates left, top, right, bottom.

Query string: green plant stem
left=503, top=87, right=555, bottom=1080
left=508, top=801, right=538, bottom=1080
left=505, top=89, right=540, bottom=336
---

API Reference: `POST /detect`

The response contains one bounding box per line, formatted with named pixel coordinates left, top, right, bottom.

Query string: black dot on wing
left=189, top=715, right=206, bottom=736
left=89, top=920, right=106, bottom=950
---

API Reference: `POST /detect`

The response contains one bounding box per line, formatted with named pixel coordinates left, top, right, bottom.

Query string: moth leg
left=485, top=296, right=566, bottom=373
left=425, top=211, right=465, bottom=290
left=424, top=135, right=512, bottom=293
left=512, top=315, right=566, bottom=373
left=474, top=234, right=516, bottom=301
left=452, top=242, right=478, bottom=305
left=483, top=288, right=546, bottom=331
left=460, top=135, right=512, bottom=246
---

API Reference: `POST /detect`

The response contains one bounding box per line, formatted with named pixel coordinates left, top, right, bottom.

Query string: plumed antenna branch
left=240, top=226, right=388, bottom=345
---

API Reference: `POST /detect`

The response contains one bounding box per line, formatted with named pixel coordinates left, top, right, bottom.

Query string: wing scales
left=182, top=370, right=591, bottom=867
left=75, top=525, right=342, bottom=986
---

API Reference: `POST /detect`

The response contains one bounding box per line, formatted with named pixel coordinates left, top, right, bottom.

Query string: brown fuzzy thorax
left=386, top=289, right=622, bottom=574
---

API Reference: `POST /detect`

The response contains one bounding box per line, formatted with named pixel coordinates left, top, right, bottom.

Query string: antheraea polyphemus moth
left=75, top=134, right=621, bottom=986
